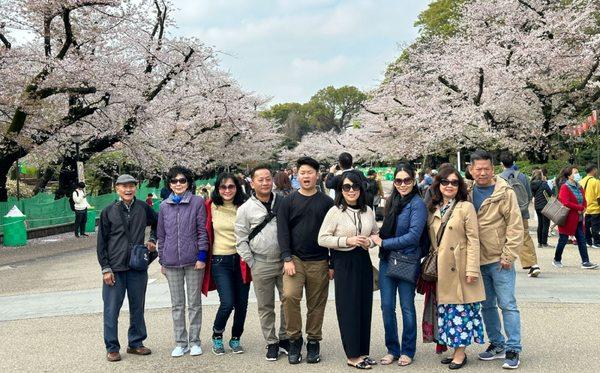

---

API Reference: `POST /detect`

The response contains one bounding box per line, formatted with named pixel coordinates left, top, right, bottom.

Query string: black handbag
left=386, top=251, right=420, bottom=283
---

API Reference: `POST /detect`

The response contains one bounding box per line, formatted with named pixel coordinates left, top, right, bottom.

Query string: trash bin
left=3, top=206, right=27, bottom=247
left=85, top=208, right=97, bottom=233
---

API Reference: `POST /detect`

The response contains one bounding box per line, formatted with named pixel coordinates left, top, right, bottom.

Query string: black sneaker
left=528, top=265, right=541, bottom=277
left=306, top=339, right=320, bottom=364
left=502, top=351, right=520, bottom=369
left=266, top=343, right=279, bottom=361
left=288, top=337, right=303, bottom=364
left=279, top=339, right=290, bottom=355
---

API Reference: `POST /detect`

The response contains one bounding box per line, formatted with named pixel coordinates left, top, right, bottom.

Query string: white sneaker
left=190, top=344, right=203, bottom=356
left=171, top=345, right=189, bottom=357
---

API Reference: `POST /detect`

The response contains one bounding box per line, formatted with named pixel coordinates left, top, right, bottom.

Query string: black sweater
left=97, top=199, right=157, bottom=272
left=530, top=180, right=553, bottom=211
left=277, top=191, right=334, bottom=261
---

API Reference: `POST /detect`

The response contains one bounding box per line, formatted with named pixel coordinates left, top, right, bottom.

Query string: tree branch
left=56, top=9, right=73, bottom=60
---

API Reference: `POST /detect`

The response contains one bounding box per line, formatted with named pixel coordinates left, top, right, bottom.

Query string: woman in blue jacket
left=371, top=163, right=427, bottom=367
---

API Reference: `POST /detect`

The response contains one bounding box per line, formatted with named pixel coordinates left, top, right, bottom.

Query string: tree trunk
left=55, top=156, right=78, bottom=200
left=33, top=167, right=56, bottom=195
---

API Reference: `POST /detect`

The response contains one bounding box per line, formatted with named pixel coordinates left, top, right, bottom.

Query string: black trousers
left=332, top=248, right=373, bottom=358
left=74, top=209, right=87, bottom=236
left=584, top=213, right=600, bottom=245
left=535, top=209, right=550, bottom=245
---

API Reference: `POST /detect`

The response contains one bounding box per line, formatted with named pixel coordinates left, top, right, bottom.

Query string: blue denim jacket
left=380, top=195, right=428, bottom=258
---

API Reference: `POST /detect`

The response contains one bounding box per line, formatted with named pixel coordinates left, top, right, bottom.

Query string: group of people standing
left=99, top=149, right=600, bottom=370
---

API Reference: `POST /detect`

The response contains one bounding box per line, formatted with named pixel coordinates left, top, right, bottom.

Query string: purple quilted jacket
left=157, top=191, right=209, bottom=267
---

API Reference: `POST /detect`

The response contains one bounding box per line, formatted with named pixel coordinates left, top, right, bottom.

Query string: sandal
left=380, top=354, right=398, bottom=365
left=348, top=360, right=372, bottom=369
left=363, top=356, right=378, bottom=366
left=398, top=355, right=413, bottom=366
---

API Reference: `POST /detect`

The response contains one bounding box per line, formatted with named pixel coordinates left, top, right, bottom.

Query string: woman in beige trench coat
left=427, top=166, right=486, bottom=370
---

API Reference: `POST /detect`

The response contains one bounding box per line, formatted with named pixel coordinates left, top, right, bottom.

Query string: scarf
left=566, top=181, right=583, bottom=205
left=379, top=188, right=418, bottom=239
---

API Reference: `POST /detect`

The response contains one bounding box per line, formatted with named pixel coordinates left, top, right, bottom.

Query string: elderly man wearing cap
left=97, top=174, right=158, bottom=362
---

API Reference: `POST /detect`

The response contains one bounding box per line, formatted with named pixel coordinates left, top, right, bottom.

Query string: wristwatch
left=283, top=256, right=293, bottom=262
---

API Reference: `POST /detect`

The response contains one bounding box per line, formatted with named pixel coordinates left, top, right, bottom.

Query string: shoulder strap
left=435, top=201, right=457, bottom=248
left=584, top=177, right=592, bottom=191
left=115, top=202, right=133, bottom=247
left=248, top=194, right=281, bottom=242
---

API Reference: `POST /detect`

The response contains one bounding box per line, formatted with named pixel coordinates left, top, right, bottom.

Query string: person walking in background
left=278, top=157, right=334, bottom=365
left=273, top=170, right=294, bottom=197
left=370, top=162, right=427, bottom=367
left=318, top=170, right=379, bottom=369
left=289, top=165, right=301, bottom=190
left=579, top=164, right=600, bottom=249
left=145, top=193, right=154, bottom=207
left=235, top=165, right=290, bottom=361
left=157, top=166, right=209, bottom=358
left=202, top=173, right=251, bottom=355
left=499, top=152, right=540, bottom=278
left=427, top=166, right=485, bottom=370
left=468, top=150, right=523, bottom=370
left=73, top=182, right=91, bottom=237
left=553, top=167, right=599, bottom=270
left=530, top=170, right=553, bottom=248
left=97, top=174, right=158, bottom=362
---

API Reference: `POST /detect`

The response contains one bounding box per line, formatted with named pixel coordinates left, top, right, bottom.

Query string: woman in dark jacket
left=371, top=163, right=427, bottom=367
left=158, top=166, right=209, bottom=357
left=530, top=170, right=553, bottom=248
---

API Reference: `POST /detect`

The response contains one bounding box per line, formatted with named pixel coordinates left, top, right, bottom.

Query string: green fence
left=0, top=179, right=217, bottom=235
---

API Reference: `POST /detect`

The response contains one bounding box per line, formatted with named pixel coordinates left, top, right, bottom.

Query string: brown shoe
left=127, top=346, right=152, bottom=355
left=107, top=352, right=121, bottom=362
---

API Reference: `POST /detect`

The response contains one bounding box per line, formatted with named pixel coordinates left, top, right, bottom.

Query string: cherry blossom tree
left=359, top=0, right=600, bottom=163
left=0, top=0, right=280, bottom=200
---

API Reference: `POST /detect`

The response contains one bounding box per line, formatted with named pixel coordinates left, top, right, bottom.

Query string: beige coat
left=469, top=177, right=523, bottom=265
left=429, top=201, right=485, bottom=304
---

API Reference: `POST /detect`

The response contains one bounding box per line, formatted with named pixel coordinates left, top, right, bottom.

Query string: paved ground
left=1, top=219, right=600, bottom=372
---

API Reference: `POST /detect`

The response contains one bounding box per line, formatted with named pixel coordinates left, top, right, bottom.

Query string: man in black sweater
left=278, top=157, right=334, bottom=365
left=97, top=174, right=158, bottom=362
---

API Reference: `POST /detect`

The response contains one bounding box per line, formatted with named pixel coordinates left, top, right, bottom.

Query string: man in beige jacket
left=469, top=150, right=523, bottom=370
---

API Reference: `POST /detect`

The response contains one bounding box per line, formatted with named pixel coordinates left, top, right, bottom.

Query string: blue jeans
left=102, top=269, right=148, bottom=352
left=211, top=254, right=251, bottom=338
left=555, top=221, right=590, bottom=263
left=480, top=262, right=522, bottom=353
left=378, top=259, right=417, bottom=359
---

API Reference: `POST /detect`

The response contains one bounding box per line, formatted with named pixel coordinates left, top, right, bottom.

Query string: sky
left=170, top=0, right=431, bottom=105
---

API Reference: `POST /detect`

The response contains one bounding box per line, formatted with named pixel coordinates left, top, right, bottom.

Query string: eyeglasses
left=393, top=177, right=413, bottom=186
left=341, top=184, right=360, bottom=192
left=440, top=179, right=460, bottom=187
left=219, top=184, right=236, bottom=191
left=169, top=178, right=187, bottom=185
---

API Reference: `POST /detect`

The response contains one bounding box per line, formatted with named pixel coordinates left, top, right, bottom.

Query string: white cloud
left=171, top=0, right=431, bottom=103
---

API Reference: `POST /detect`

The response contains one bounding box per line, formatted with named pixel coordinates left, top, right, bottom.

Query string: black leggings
left=535, top=209, right=550, bottom=245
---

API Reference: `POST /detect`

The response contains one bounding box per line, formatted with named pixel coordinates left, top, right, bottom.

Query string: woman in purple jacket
left=158, top=166, right=209, bottom=358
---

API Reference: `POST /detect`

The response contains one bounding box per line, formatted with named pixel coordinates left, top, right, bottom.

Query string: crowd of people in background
left=95, top=149, right=599, bottom=370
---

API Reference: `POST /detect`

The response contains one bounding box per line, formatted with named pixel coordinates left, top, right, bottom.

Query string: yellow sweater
left=580, top=176, right=600, bottom=214
left=211, top=201, right=238, bottom=255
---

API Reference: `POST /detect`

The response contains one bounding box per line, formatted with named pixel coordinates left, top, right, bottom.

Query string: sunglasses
left=169, top=178, right=187, bottom=185
left=393, top=177, right=413, bottom=186
left=341, top=184, right=360, bottom=192
left=219, top=184, right=236, bottom=191
left=440, top=179, right=460, bottom=187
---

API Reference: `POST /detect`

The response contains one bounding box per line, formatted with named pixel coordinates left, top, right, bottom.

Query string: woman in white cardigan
left=318, top=170, right=379, bottom=370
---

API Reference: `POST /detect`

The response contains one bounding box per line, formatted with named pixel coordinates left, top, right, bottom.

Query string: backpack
left=68, top=190, right=79, bottom=212
left=502, top=171, right=530, bottom=214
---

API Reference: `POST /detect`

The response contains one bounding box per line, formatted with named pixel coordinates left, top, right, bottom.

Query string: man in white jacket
left=73, top=182, right=91, bottom=237
left=235, top=165, right=289, bottom=361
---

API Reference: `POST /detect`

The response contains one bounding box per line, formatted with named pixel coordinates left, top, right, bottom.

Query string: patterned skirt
left=437, top=303, right=485, bottom=348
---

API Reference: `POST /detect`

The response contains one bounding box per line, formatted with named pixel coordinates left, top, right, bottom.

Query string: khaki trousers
left=251, top=260, right=287, bottom=344
left=282, top=257, right=329, bottom=341
left=519, top=219, right=538, bottom=268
